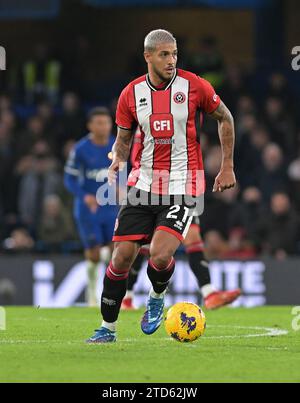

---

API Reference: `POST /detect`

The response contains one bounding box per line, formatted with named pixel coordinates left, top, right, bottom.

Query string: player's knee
left=150, top=249, right=173, bottom=269
left=111, top=244, right=135, bottom=270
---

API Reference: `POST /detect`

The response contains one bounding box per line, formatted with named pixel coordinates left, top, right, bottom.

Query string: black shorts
left=113, top=187, right=196, bottom=244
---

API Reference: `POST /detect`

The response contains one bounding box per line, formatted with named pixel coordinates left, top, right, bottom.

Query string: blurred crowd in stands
left=0, top=37, right=300, bottom=259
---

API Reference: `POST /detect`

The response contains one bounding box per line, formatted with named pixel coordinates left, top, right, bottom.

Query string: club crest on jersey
left=173, top=92, right=186, bottom=104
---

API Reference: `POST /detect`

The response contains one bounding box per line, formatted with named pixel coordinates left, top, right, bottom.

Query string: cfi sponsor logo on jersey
left=86, top=168, right=109, bottom=181
left=173, top=92, right=186, bottom=104
left=150, top=113, right=174, bottom=138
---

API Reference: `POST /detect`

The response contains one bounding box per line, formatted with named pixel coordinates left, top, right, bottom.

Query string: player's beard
left=152, top=65, right=173, bottom=84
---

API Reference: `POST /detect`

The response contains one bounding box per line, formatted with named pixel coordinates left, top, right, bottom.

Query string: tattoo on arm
left=112, top=128, right=133, bottom=162
left=210, top=101, right=235, bottom=167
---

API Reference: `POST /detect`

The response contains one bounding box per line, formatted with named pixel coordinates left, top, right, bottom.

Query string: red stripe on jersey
left=151, top=89, right=172, bottom=194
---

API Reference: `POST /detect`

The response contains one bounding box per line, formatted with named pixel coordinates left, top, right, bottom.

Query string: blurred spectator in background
left=259, top=143, right=288, bottom=202
left=263, top=96, right=296, bottom=156
left=254, top=192, right=300, bottom=259
left=225, top=228, right=256, bottom=259
left=288, top=146, right=300, bottom=210
left=36, top=101, right=58, bottom=137
left=235, top=95, right=257, bottom=140
left=56, top=92, right=86, bottom=150
left=62, top=35, right=93, bottom=98
left=187, top=36, right=224, bottom=89
left=236, top=124, right=270, bottom=189
left=20, top=43, right=62, bottom=104
left=204, top=230, right=229, bottom=260
left=201, top=181, right=241, bottom=238
left=17, top=141, right=62, bottom=233
left=2, top=228, right=34, bottom=252
left=266, top=73, right=296, bottom=114
left=220, top=65, right=250, bottom=114
left=240, top=187, right=264, bottom=240
left=15, top=115, right=46, bottom=160
left=38, top=195, right=75, bottom=251
left=0, top=113, right=17, bottom=233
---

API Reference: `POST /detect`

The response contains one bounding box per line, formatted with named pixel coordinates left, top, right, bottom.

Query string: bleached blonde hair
left=144, top=29, right=176, bottom=52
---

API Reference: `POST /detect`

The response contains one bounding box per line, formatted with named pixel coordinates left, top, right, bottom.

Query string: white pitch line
left=203, top=325, right=289, bottom=339
left=0, top=325, right=288, bottom=345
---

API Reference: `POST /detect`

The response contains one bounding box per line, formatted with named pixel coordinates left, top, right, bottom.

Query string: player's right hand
left=108, top=159, right=125, bottom=185
left=84, top=194, right=98, bottom=213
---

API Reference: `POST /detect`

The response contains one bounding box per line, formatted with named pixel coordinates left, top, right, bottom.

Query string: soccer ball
left=164, top=302, right=206, bottom=342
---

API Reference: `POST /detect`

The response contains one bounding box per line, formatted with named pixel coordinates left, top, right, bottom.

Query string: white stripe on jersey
left=169, top=76, right=189, bottom=194
left=134, top=81, right=153, bottom=192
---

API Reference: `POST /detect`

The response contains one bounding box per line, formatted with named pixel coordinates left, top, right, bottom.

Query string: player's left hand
left=213, top=167, right=236, bottom=192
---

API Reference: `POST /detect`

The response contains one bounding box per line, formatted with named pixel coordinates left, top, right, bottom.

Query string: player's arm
left=64, top=149, right=86, bottom=198
left=64, top=148, right=98, bottom=211
left=209, top=101, right=236, bottom=192
left=108, top=127, right=134, bottom=185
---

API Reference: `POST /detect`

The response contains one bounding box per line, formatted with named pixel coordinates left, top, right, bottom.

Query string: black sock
left=147, top=258, right=175, bottom=294
left=101, top=262, right=128, bottom=323
left=187, top=250, right=211, bottom=288
left=127, top=253, right=144, bottom=291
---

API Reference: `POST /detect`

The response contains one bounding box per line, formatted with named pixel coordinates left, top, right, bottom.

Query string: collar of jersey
left=146, top=69, right=177, bottom=91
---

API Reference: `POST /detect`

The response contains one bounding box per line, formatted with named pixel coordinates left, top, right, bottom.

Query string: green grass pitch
left=0, top=306, right=299, bottom=383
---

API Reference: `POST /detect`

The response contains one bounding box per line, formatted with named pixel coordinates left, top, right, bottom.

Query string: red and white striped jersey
left=116, top=68, right=220, bottom=196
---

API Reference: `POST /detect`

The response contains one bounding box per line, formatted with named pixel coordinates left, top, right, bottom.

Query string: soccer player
left=64, top=107, right=118, bottom=306
left=87, top=29, right=236, bottom=343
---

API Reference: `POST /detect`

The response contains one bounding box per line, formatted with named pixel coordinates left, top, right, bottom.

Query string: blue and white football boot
left=141, top=294, right=165, bottom=335
left=86, top=327, right=117, bottom=344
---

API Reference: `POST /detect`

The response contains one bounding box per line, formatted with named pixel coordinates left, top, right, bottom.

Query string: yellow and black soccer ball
left=164, top=302, right=206, bottom=342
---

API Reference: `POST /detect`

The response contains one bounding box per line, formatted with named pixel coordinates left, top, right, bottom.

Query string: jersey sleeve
left=196, top=76, right=221, bottom=114
left=64, top=147, right=87, bottom=199
left=116, top=85, right=135, bottom=130
left=64, top=146, right=82, bottom=176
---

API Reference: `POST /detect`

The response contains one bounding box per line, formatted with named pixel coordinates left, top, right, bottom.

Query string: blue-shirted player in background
left=64, top=107, right=118, bottom=306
